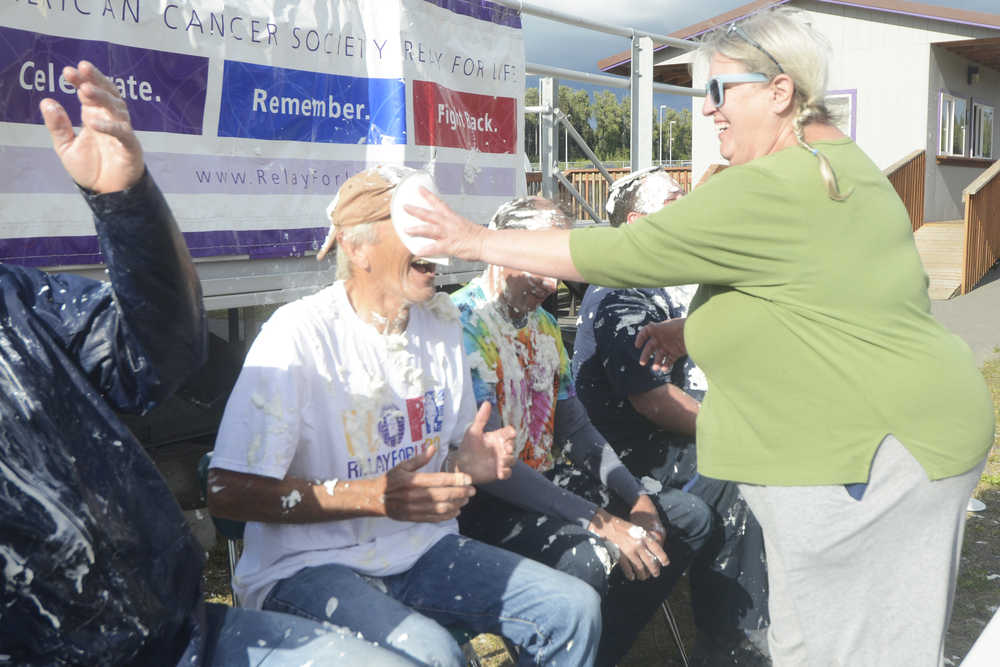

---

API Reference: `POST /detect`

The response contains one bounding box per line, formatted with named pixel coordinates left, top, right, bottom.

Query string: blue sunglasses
left=705, top=73, right=770, bottom=107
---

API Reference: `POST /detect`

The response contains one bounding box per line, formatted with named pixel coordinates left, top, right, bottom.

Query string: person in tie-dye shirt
left=452, top=197, right=713, bottom=666
left=458, top=276, right=571, bottom=471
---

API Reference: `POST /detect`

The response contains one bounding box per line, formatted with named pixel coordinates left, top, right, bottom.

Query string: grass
left=199, top=355, right=1000, bottom=664
left=944, top=354, right=1000, bottom=665
left=202, top=540, right=235, bottom=606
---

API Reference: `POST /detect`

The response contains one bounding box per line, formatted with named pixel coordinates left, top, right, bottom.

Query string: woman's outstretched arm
left=404, top=187, right=584, bottom=281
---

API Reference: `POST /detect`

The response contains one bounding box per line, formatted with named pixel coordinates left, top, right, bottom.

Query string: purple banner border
left=419, top=0, right=521, bottom=29
left=0, top=227, right=329, bottom=267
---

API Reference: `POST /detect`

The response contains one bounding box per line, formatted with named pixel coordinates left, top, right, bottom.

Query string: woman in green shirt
left=405, top=8, right=993, bottom=666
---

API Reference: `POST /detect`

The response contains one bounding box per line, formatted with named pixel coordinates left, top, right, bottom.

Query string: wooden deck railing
left=527, top=166, right=693, bottom=221
left=883, top=149, right=926, bottom=233
left=961, top=159, right=1000, bottom=294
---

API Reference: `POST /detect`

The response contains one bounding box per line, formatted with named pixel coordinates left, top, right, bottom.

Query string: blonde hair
left=699, top=8, right=852, bottom=200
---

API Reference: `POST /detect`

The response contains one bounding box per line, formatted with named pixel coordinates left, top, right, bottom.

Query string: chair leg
left=661, top=600, right=690, bottom=667
left=226, top=539, right=240, bottom=607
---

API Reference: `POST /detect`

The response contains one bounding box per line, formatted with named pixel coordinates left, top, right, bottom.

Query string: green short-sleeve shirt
left=570, top=140, right=993, bottom=485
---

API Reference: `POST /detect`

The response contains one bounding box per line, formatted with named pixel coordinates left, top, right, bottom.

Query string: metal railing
left=961, top=159, right=1000, bottom=294
left=525, top=62, right=699, bottom=98
left=527, top=160, right=692, bottom=172
left=492, top=0, right=692, bottom=48
left=526, top=166, right=694, bottom=222
left=883, top=149, right=926, bottom=233
left=499, top=0, right=699, bottom=198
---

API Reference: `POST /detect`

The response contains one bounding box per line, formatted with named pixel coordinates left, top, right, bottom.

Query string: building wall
left=926, top=46, right=1000, bottom=222
left=688, top=0, right=997, bottom=217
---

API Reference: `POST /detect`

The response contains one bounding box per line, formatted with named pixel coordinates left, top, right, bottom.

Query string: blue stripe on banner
left=419, top=0, right=522, bottom=28
left=217, top=61, right=406, bottom=145
left=0, top=227, right=330, bottom=267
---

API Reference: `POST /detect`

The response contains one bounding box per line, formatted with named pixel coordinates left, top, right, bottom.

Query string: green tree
left=525, top=87, right=539, bottom=164
left=652, top=106, right=693, bottom=164
left=526, top=86, right=692, bottom=166
left=673, top=109, right=693, bottom=162
left=593, top=90, right=629, bottom=161
left=557, top=85, right=595, bottom=163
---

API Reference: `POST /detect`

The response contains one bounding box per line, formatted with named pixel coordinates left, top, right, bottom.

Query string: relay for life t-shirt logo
left=412, top=80, right=516, bottom=154
left=343, top=388, right=448, bottom=479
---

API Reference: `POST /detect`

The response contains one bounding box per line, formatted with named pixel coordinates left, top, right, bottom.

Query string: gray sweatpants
left=739, top=435, right=986, bottom=667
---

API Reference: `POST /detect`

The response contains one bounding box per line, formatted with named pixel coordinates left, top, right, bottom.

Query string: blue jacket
left=0, top=171, right=208, bottom=665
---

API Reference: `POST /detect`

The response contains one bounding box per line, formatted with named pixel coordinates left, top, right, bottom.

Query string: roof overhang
left=596, top=0, right=787, bottom=76
left=935, top=37, right=1000, bottom=74
left=598, top=0, right=1000, bottom=78
left=597, top=61, right=693, bottom=87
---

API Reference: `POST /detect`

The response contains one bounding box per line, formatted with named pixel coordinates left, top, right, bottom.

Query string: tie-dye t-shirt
left=452, top=277, right=574, bottom=473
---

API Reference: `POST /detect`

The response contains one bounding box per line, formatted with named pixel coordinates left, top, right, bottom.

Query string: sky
left=521, top=0, right=1000, bottom=112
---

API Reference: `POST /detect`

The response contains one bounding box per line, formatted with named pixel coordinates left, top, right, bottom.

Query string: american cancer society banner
left=0, top=0, right=524, bottom=265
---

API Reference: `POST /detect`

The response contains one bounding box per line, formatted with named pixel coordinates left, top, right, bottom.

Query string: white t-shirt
left=212, top=281, right=476, bottom=609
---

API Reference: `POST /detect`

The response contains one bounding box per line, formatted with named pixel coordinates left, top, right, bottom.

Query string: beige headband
left=316, top=170, right=394, bottom=260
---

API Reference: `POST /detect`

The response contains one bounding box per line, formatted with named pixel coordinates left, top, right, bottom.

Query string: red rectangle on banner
left=412, top=80, right=516, bottom=154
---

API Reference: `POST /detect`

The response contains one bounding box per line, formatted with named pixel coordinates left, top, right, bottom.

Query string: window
left=825, top=90, right=856, bottom=139
left=971, top=102, right=994, bottom=159
left=939, top=93, right=968, bottom=157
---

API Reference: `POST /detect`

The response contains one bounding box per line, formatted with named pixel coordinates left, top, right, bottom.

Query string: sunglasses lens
left=708, top=79, right=722, bottom=106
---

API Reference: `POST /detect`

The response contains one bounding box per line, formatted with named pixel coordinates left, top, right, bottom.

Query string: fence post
left=539, top=77, right=558, bottom=200
left=630, top=34, right=653, bottom=172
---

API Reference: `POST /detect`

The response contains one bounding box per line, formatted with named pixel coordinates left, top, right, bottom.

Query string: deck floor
left=914, top=221, right=964, bottom=300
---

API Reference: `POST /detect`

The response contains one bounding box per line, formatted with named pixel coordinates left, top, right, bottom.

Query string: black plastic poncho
left=0, top=171, right=208, bottom=666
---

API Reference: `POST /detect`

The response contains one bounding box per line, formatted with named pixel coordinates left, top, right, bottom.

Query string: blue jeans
left=651, top=461, right=770, bottom=644
left=178, top=602, right=415, bottom=665
left=262, top=534, right=601, bottom=666
left=460, top=463, right=713, bottom=666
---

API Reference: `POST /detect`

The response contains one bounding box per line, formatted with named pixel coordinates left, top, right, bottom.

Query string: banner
left=0, top=0, right=524, bottom=266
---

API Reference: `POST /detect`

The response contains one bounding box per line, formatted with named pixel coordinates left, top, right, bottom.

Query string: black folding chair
left=197, top=451, right=244, bottom=607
